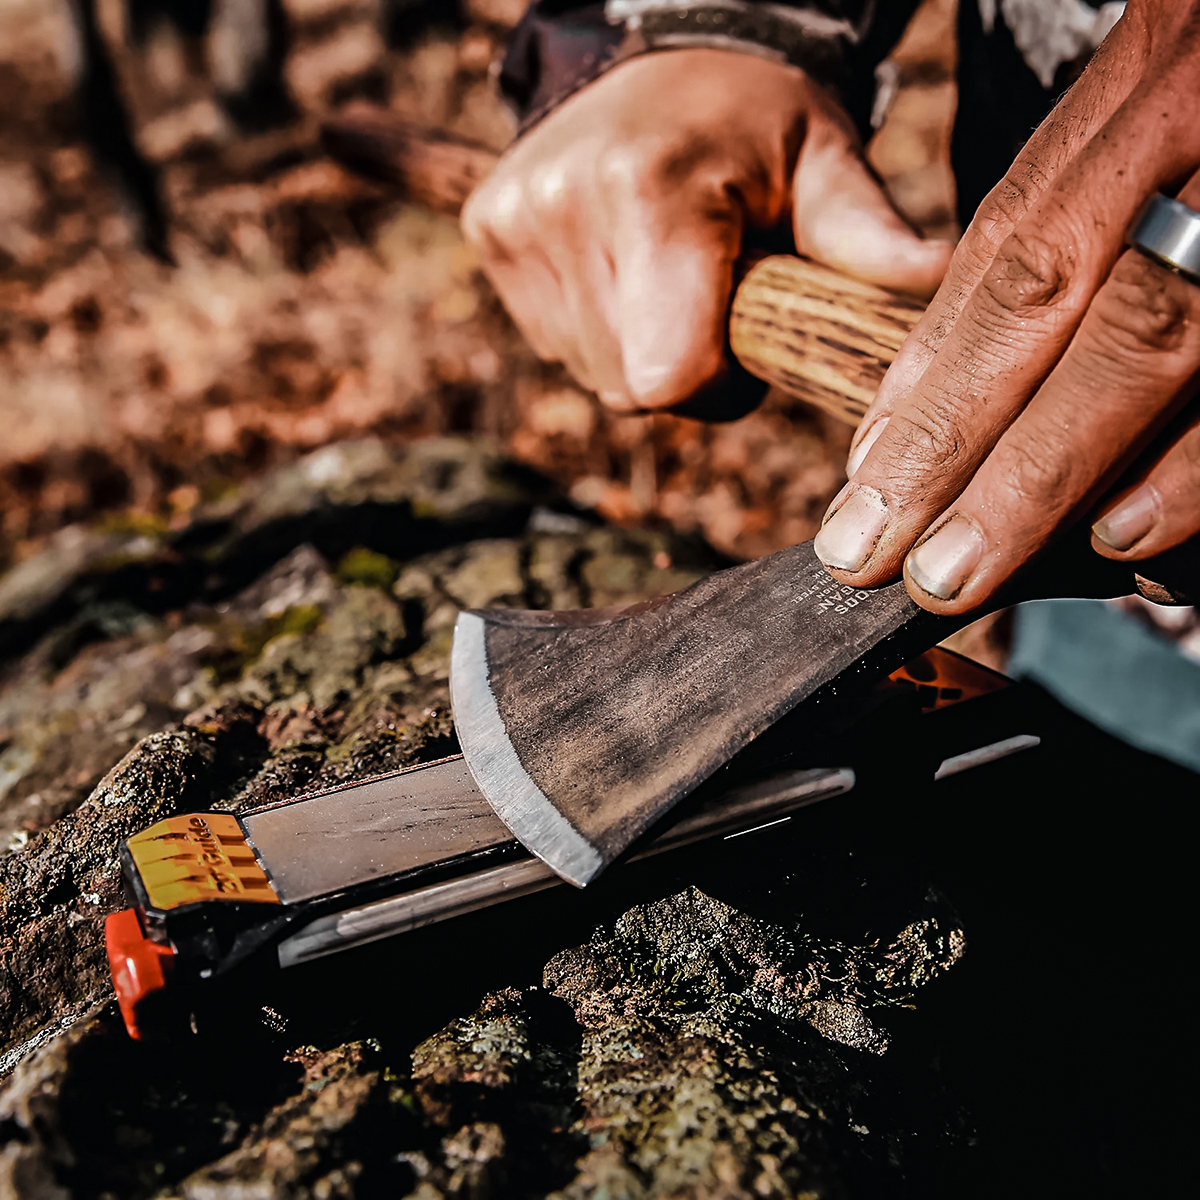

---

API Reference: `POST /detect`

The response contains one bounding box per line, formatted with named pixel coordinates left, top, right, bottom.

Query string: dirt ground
left=0, top=0, right=960, bottom=572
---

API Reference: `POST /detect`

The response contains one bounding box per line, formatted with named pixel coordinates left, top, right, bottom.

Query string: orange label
left=128, top=813, right=281, bottom=911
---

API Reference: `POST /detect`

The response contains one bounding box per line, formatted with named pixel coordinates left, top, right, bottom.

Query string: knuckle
left=992, top=429, right=1075, bottom=509
left=1091, top=253, right=1197, bottom=356
left=980, top=226, right=1076, bottom=317
left=599, top=130, right=727, bottom=203
left=526, top=161, right=572, bottom=220
left=597, top=141, right=650, bottom=194
left=974, top=160, right=1053, bottom=244
left=886, top=390, right=972, bottom=480
left=459, top=186, right=492, bottom=243
left=460, top=176, right=528, bottom=261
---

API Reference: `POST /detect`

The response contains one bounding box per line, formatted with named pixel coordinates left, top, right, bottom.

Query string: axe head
left=450, top=539, right=953, bottom=886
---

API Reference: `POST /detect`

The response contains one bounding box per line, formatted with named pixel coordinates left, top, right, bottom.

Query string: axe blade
left=449, top=539, right=955, bottom=886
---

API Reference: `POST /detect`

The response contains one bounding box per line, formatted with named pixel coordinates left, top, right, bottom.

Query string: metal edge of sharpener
left=105, top=647, right=1039, bottom=1040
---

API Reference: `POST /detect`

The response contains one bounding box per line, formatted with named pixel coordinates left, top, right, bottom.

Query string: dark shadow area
left=70, top=0, right=172, bottom=260
left=54, top=1007, right=305, bottom=1198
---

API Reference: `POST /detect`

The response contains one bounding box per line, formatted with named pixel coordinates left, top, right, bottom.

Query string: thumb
left=612, top=194, right=742, bottom=409
left=792, top=113, right=951, bottom=299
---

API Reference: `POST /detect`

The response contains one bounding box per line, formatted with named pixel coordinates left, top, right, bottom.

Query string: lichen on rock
left=543, top=886, right=966, bottom=1055
left=537, top=887, right=966, bottom=1198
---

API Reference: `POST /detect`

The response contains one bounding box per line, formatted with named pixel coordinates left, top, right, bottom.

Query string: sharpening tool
left=107, top=648, right=1031, bottom=1039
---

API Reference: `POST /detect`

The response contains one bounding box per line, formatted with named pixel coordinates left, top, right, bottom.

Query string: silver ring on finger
left=1128, top=192, right=1200, bottom=286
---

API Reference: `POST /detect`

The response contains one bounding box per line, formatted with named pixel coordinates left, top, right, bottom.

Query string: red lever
left=105, top=909, right=175, bottom=1040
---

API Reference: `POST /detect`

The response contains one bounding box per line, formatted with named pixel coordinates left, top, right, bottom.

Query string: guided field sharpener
left=107, top=648, right=1029, bottom=1040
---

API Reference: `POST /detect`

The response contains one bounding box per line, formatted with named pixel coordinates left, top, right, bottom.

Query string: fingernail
left=814, top=486, right=889, bottom=572
left=846, top=417, right=889, bottom=478
left=1093, top=485, right=1158, bottom=551
left=906, top=515, right=985, bottom=601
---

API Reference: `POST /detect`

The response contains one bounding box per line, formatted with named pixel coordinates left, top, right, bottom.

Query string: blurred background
left=0, top=0, right=959, bottom=572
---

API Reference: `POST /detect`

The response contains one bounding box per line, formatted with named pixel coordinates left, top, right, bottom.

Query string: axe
left=324, top=111, right=1197, bottom=887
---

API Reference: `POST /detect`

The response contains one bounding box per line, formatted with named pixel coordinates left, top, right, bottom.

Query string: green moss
left=409, top=498, right=440, bottom=519
left=94, top=510, right=171, bottom=539
left=267, top=604, right=326, bottom=641
left=200, top=604, right=326, bottom=683
left=336, top=547, right=399, bottom=591
left=199, top=477, right=239, bottom=504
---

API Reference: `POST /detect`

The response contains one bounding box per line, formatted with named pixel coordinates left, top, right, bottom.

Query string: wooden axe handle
left=729, top=257, right=921, bottom=427
left=322, top=111, right=923, bottom=428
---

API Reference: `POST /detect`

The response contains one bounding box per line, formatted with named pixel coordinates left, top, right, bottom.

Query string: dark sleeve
left=498, top=1, right=924, bottom=141
left=951, top=0, right=1113, bottom=227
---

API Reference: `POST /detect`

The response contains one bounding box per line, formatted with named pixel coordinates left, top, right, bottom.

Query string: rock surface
left=0, top=438, right=974, bottom=1198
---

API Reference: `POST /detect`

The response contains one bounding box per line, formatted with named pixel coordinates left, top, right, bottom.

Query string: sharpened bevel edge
left=450, top=611, right=606, bottom=887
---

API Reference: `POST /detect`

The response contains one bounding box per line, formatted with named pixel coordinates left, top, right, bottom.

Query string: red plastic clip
left=105, top=909, right=175, bottom=1040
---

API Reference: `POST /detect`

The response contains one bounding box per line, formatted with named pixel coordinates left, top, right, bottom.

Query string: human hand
left=814, top=1, right=1200, bottom=612
left=462, top=48, right=950, bottom=413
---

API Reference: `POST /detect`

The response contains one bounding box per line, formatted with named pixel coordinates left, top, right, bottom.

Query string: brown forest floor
left=0, top=0, right=960, bottom=573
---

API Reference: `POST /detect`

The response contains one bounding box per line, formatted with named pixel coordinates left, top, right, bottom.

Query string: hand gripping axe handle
left=320, top=109, right=917, bottom=430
